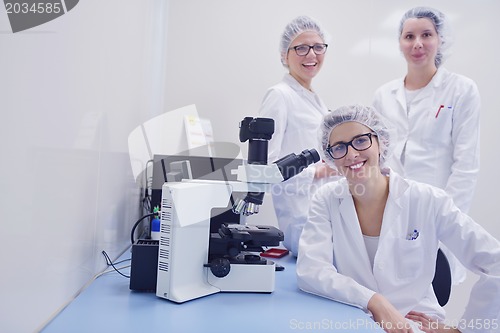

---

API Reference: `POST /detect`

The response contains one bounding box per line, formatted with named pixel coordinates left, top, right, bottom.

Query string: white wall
left=163, top=0, right=500, bottom=323
left=0, top=1, right=169, bottom=332
left=1, top=1, right=498, bottom=331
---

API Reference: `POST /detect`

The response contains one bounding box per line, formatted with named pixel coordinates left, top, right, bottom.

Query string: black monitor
left=150, top=154, right=245, bottom=232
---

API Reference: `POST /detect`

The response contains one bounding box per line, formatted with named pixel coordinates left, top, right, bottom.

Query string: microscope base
left=207, top=260, right=276, bottom=292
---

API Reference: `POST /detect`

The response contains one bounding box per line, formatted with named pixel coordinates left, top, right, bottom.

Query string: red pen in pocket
left=435, top=105, right=444, bottom=118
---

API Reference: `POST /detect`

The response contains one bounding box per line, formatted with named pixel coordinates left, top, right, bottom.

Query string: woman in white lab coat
left=372, top=7, right=481, bottom=285
left=296, top=105, right=500, bottom=333
left=258, top=16, right=337, bottom=255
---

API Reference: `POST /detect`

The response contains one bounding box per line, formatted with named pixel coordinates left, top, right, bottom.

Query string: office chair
left=432, top=248, right=452, bottom=307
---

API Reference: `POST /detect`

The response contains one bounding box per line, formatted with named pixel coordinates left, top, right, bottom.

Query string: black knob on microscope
left=206, top=258, right=231, bottom=278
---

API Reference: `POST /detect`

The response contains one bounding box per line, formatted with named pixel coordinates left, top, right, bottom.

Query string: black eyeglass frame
left=326, top=133, right=377, bottom=160
left=288, top=43, right=328, bottom=56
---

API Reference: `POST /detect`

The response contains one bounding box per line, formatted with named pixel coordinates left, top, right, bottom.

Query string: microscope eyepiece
left=274, top=149, right=320, bottom=181
left=301, top=149, right=320, bottom=166
left=234, top=117, right=319, bottom=216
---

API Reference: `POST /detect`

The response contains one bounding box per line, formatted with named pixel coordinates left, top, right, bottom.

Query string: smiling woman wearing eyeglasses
left=326, top=132, right=377, bottom=160
left=296, top=104, right=500, bottom=333
left=257, top=15, right=338, bottom=257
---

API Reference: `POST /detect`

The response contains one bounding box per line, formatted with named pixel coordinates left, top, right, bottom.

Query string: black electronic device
left=129, top=239, right=159, bottom=291
left=150, top=154, right=245, bottom=233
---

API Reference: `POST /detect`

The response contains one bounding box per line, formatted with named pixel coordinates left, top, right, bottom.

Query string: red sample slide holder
left=260, top=248, right=289, bottom=258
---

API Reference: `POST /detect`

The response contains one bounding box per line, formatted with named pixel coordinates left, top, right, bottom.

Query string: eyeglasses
left=326, top=133, right=377, bottom=160
left=289, top=43, right=328, bottom=56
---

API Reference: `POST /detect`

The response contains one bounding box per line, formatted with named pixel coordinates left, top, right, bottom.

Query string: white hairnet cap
left=399, top=6, right=453, bottom=67
left=319, top=105, right=393, bottom=171
left=280, top=15, right=329, bottom=67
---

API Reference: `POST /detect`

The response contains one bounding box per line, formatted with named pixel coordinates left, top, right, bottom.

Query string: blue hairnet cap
left=279, top=15, right=329, bottom=67
left=319, top=105, right=393, bottom=171
left=399, top=7, right=453, bottom=67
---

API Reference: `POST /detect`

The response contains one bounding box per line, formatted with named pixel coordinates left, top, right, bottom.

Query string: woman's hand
left=405, top=311, right=461, bottom=333
left=368, top=293, right=414, bottom=333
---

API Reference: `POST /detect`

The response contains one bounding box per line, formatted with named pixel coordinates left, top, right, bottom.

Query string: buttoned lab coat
left=259, top=74, right=334, bottom=255
left=372, top=67, right=480, bottom=214
left=297, top=170, right=500, bottom=333
left=373, top=67, right=481, bottom=285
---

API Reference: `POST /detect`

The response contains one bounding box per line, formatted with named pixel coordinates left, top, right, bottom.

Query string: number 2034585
left=5, top=2, right=62, bottom=14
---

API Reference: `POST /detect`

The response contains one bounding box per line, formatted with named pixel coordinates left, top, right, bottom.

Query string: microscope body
left=155, top=117, right=319, bottom=303
left=155, top=173, right=280, bottom=303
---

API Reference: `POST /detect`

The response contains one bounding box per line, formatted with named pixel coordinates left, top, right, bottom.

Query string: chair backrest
left=432, top=248, right=452, bottom=306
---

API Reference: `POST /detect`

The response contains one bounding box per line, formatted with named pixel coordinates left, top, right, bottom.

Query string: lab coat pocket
left=395, top=238, right=424, bottom=280
left=423, top=105, right=453, bottom=146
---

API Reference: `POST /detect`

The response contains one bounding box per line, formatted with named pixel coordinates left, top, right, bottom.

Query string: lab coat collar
left=283, top=73, right=315, bottom=95
left=410, top=67, right=449, bottom=104
left=429, top=66, right=449, bottom=88
left=389, top=78, right=406, bottom=111
left=328, top=177, right=351, bottom=199
left=386, top=168, right=409, bottom=204
left=391, top=67, right=450, bottom=107
left=378, top=169, right=407, bottom=240
left=336, top=168, right=409, bottom=231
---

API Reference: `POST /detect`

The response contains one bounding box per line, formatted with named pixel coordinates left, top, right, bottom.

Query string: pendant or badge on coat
left=406, top=229, right=419, bottom=240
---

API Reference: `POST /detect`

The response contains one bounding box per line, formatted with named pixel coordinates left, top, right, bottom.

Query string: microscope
left=156, top=117, right=319, bottom=303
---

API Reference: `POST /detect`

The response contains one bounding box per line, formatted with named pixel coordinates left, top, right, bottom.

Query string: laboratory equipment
left=155, top=117, right=319, bottom=303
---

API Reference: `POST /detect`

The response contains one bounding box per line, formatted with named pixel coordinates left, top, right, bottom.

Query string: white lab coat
left=373, top=67, right=481, bottom=284
left=297, top=170, right=500, bottom=333
left=372, top=67, right=480, bottom=213
left=258, top=73, right=333, bottom=255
